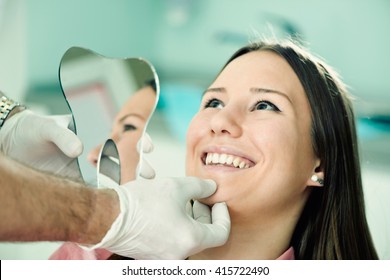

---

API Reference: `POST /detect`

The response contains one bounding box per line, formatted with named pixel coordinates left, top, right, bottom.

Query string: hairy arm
left=0, top=152, right=119, bottom=245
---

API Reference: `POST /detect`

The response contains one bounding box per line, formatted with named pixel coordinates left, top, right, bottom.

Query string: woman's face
left=88, top=86, right=156, bottom=183
left=186, top=50, right=320, bottom=216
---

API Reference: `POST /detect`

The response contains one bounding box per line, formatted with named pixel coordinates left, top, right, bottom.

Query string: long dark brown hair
left=223, top=39, right=378, bottom=259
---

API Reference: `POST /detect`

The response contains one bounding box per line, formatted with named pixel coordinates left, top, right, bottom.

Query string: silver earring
left=311, top=175, right=324, bottom=186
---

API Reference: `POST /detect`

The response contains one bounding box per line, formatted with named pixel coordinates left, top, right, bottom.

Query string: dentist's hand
left=0, top=110, right=83, bottom=177
left=136, top=132, right=155, bottom=179
left=88, top=177, right=231, bottom=259
left=187, top=200, right=215, bottom=224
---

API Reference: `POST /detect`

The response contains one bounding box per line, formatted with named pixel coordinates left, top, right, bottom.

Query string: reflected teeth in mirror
left=205, top=153, right=251, bottom=169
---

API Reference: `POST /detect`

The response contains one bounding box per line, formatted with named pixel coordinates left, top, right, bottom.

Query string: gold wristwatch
left=0, top=91, right=26, bottom=129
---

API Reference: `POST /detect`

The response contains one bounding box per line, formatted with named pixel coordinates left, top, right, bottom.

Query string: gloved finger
left=50, top=114, right=73, bottom=130
left=179, top=177, right=217, bottom=201
left=142, top=132, right=154, bottom=153
left=193, top=200, right=211, bottom=224
left=185, top=200, right=193, bottom=217
left=136, top=132, right=154, bottom=154
left=42, top=117, right=83, bottom=158
left=136, top=157, right=156, bottom=179
left=199, top=202, right=231, bottom=248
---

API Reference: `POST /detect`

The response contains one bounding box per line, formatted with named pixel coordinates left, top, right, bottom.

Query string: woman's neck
left=188, top=208, right=299, bottom=260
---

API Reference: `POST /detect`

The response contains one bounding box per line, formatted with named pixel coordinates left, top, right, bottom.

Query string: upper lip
left=201, top=145, right=256, bottom=167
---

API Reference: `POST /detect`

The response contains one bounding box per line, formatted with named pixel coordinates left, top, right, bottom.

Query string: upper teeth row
left=205, top=153, right=250, bottom=169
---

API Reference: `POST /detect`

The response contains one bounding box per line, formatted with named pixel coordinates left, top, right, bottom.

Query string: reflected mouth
left=201, top=152, right=256, bottom=169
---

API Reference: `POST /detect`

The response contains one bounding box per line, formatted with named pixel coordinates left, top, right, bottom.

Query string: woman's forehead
left=212, top=51, right=305, bottom=100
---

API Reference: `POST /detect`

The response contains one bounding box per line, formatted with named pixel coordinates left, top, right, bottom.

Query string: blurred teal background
left=0, top=0, right=389, bottom=259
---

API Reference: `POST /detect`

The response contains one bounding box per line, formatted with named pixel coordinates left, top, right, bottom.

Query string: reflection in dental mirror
left=59, top=46, right=158, bottom=184
left=97, top=139, right=120, bottom=188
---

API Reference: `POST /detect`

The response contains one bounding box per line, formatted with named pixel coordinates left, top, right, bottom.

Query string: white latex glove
left=0, top=110, right=83, bottom=178
left=188, top=200, right=213, bottom=224
left=88, top=177, right=231, bottom=259
left=136, top=132, right=155, bottom=179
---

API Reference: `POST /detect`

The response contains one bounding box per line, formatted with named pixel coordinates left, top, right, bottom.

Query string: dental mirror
left=59, top=46, right=159, bottom=185
left=97, top=139, right=120, bottom=188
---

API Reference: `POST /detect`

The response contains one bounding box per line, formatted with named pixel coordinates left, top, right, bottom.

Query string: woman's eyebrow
left=250, top=87, right=292, bottom=104
left=203, top=87, right=293, bottom=104
left=118, top=113, right=146, bottom=123
left=202, top=87, right=226, bottom=96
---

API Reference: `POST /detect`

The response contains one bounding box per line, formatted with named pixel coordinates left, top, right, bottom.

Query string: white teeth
left=204, top=153, right=251, bottom=169
left=206, top=153, right=212, bottom=165
left=219, top=154, right=227, bottom=164
left=212, top=153, right=219, bottom=163
left=226, top=155, right=234, bottom=165
left=233, top=157, right=240, bottom=167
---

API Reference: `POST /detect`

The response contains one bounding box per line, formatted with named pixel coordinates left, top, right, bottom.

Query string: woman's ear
left=307, top=159, right=324, bottom=187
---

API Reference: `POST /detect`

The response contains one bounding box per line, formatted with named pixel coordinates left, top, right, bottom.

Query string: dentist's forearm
left=0, top=153, right=119, bottom=244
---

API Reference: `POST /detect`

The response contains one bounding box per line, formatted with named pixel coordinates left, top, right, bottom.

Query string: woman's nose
left=87, top=144, right=102, bottom=167
left=209, top=107, right=242, bottom=137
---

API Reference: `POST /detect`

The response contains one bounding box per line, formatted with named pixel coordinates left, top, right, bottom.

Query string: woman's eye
left=204, top=98, right=224, bottom=109
left=253, top=100, right=281, bottom=112
left=123, top=124, right=137, bottom=132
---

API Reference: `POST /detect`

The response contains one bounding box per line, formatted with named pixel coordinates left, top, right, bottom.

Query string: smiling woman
left=186, top=39, right=378, bottom=260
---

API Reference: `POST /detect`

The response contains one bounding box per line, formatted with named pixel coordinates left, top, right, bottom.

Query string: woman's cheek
left=185, top=121, right=199, bottom=175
